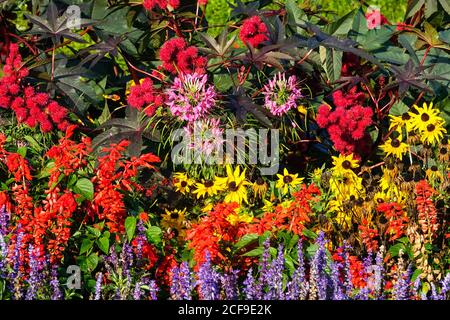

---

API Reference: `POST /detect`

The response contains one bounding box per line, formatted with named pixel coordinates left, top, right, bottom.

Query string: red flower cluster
left=415, top=180, right=439, bottom=237
left=159, top=38, right=207, bottom=74
left=127, top=78, right=165, bottom=117
left=187, top=202, right=250, bottom=268
left=239, top=16, right=269, bottom=48
left=317, top=87, right=373, bottom=157
left=143, top=0, right=180, bottom=11
left=377, top=202, right=408, bottom=242
left=90, top=140, right=160, bottom=233
left=332, top=248, right=367, bottom=289
left=0, top=44, right=70, bottom=132
left=251, top=183, right=321, bottom=236
left=359, top=218, right=379, bottom=253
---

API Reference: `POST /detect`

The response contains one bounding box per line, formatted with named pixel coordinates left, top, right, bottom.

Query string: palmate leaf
left=298, top=22, right=385, bottom=71
left=229, top=0, right=259, bottom=18
left=78, top=35, right=125, bottom=68
left=198, top=29, right=236, bottom=57
left=236, top=41, right=298, bottom=70
left=229, top=87, right=273, bottom=128
left=383, top=59, right=448, bottom=96
left=25, top=1, right=94, bottom=44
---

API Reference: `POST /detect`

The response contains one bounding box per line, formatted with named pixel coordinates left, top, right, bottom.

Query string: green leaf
left=98, top=102, right=111, bottom=125
left=319, top=46, right=342, bottom=83
left=389, top=101, right=409, bottom=116
left=302, top=228, right=318, bottom=240
left=234, top=234, right=259, bottom=250
left=96, top=235, right=110, bottom=254
left=73, top=178, right=94, bottom=201
left=23, top=135, right=41, bottom=152
left=213, top=73, right=234, bottom=92
left=242, top=247, right=264, bottom=257
left=86, top=253, right=99, bottom=271
left=125, top=216, right=137, bottom=242
left=87, top=225, right=101, bottom=238
left=147, top=226, right=162, bottom=244
left=80, top=239, right=94, bottom=255
left=388, top=243, right=405, bottom=257
left=17, top=146, right=27, bottom=158
left=285, top=0, right=307, bottom=34
left=406, top=0, right=426, bottom=19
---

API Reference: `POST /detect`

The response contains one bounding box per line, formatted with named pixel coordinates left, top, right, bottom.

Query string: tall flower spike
left=243, top=268, right=258, bottom=300
left=220, top=269, right=239, bottom=300
left=197, top=251, right=220, bottom=300
left=50, top=265, right=62, bottom=300
left=94, top=272, right=102, bottom=300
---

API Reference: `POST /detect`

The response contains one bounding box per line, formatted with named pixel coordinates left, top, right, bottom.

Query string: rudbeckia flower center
left=401, top=113, right=411, bottom=120
left=427, top=124, right=435, bottom=132
left=283, top=175, right=293, bottom=183
left=204, top=180, right=214, bottom=187
left=256, top=177, right=265, bottom=185
left=342, top=160, right=352, bottom=169
left=440, top=148, right=447, bottom=155
left=170, top=213, right=179, bottom=219
left=180, top=181, right=187, bottom=187
left=228, top=181, right=238, bottom=191
left=431, top=166, right=438, bottom=172
left=421, top=113, right=430, bottom=122
left=391, top=139, right=400, bottom=148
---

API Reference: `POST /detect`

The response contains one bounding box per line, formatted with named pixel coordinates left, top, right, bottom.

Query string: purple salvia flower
left=94, top=272, right=102, bottom=300
left=0, top=205, right=9, bottom=236
left=392, top=251, right=410, bottom=300
left=256, top=237, right=271, bottom=299
left=133, top=282, right=142, bottom=300
left=264, top=244, right=285, bottom=300
left=170, top=262, right=194, bottom=300
left=430, top=283, right=440, bottom=300
left=243, top=268, right=258, bottom=300
left=441, top=273, right=450, bottom=298
left=373, top=246, right=385, bottom=299
left=120, top=242, right=133, bottom=277
left=342, top=242, right=353, bottom=298
left=25, top=245, right=41, bottom=300
left=220, top=269, right=239, bottom=300
left=148, top=280, right=159, bottom=300
left=197, top=251, right=220, bottom=300
left=10, top=231, right=24, bottom=300
left=0, top=233, right=7, bottom=276
left=263, top=72, right=302, bottom=116
left=309, top=232, right=328, bottom=300
left=50, top=265, right=62, bottom=300
left=166, top=73, right=217, bottom=122
left=330, top=260, right=345, bottom=300
left=287, top=239, right=308, bottom=300
left=135, top=220, right=146, bottom=263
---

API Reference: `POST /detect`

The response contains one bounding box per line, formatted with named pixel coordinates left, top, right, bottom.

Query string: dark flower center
left=283, top=175, right=293, bottom=183
left=228, top=181, right=238, bottom=191
left=421, top=113, right=430, bottom=122
left=430, top=166, right=438, bottom=172
left=204, top=180, right=214, bottom=188
left=170, top=212, right=179, bottom=219
left=256, top=177, right=265, bottom=185
left=391, top=139, right=400, bottom=148
left=180, top=181, right=187, bottom=187
left=342, top=160, right=352, bottom=169
left=427, top=124, right=435, bottom=132
left=440, top=147, right=447, bottom=155
left=401, top=113, right=411, bottom=120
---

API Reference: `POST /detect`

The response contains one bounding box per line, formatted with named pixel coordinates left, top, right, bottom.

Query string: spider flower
left=263, top=73, right=302, bottom=116
left=166, top=73, right=216, bottom=122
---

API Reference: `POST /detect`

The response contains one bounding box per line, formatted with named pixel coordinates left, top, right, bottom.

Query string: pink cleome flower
left=166, top=73, right=217, bottom=122
left=263, top=73, right=302, bottom=116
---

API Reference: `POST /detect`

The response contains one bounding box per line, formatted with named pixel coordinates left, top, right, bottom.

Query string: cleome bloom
left=166, top=73, right=217, bottom=122
left=239, top=16, right=269, bottom=47
left=263, top=73, right=302, bottom=116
